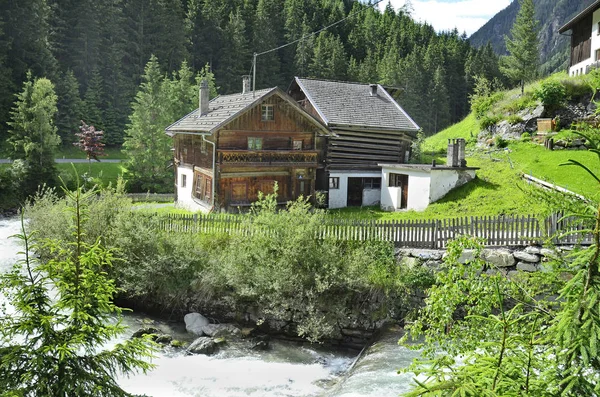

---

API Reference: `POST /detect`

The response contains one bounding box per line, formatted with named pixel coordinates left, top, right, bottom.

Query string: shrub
left=534, top=79, right=567, bottom=110
left=470, top=76, right=505, bottom=119
left=479, top=114, right=502, bottom=130
left=495, top=136, right=508, bottom=148
left=520, top=132, right=532, bottom=142
left=506, top=114, right=524, bottom=124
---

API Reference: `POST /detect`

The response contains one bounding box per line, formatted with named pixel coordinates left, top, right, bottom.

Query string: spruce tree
left=82, top=69, right=105, bottom=132
left=218, top=9, right=250, bottom=94
left=310, top=32, right=347, bottom=80
left=123, top=55, right=171, bottom=193
left=55, top=70, right=83, bottom=146
left=501, top=0, right=539, bottom=95
left=7, top=73, right=60, bottom=193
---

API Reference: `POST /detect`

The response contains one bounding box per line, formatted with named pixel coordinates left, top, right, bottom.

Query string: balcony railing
left=218, top=150, right=318, bottom=165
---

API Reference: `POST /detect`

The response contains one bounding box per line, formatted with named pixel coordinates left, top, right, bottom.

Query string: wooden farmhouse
left=559, top=0, right=600, bottom=77
left=288, top=77, right=420, bottom=209
left=165, top=79, right=330, bottom=212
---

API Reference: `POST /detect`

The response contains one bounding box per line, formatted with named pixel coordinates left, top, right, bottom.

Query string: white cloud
left=379, top=0, right=512, bottom=36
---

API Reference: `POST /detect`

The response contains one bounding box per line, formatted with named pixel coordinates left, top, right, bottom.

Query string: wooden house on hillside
left=165, top=79, right=330, bottom=212
left=559, top=0, right=600, bottom=76
left=288, top=77, right=420, bottom=209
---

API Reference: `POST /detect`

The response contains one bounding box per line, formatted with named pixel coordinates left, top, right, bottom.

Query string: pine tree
left=294, top=17, right=314, bottom=78
left=310, top=32, right=347, bottom=80
left=123, top=55, right=172, bottom=193
left=501, top=0, right=539, bottom=95
left=55, top=70, right=83, bottom=146
left=82, top=69, right=105, bottom=131
left=252, top=0, right=284, bottom=88
left=218, top=8, right=250, bottom=94
left=7, top=73, right=60, bottom=193
left=0, top=184, right=154, bottom=396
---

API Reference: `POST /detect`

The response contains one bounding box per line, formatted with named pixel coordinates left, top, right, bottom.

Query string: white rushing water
left=0, top=216, right=418, bottom=396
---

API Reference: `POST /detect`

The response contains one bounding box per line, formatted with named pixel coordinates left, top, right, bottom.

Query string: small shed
left=379, top=139, right=479, bottom=212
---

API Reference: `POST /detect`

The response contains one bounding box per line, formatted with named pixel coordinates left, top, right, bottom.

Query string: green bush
left=501, top=92, right=538, bottom=114
left=470, top=76, right=505, bottom=119
left=534, top=80, right=567, bottom=110
left=506, top=114, right=524, bottom=124
left=495, top=136, right=508, bottom=148
left=520, top=132, right=532, bottom=142
left=479, top=114, right=503, bottom=130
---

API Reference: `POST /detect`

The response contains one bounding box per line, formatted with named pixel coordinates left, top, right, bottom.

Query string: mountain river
left=0, top=216, right=420, bottom=396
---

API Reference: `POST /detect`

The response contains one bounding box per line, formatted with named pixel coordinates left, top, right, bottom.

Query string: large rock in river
left=187, top=337, right=217, bottom=355
left=184, top=313, right=210, bottom=336
left=202, top=323, right=241, bottom=338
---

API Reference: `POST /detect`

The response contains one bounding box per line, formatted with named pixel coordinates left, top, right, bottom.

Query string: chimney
left=458, top=138, right=467, bottom=167
left=199, top=79, right=209, bottom=116
left=242, top=75, right=251, bottom=94
left=369, top=84, right=378, bottom=96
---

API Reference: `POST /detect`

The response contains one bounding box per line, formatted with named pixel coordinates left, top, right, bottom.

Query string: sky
left=378, top=0, right=512, bottom=36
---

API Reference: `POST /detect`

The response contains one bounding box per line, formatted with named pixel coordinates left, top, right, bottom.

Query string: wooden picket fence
left=153, top=212, right=594, bottom=248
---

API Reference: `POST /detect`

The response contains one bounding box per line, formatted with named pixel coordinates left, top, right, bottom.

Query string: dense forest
left=0, top=0, right=506, bottom=146
left=470, top=0, right=591, bottom=75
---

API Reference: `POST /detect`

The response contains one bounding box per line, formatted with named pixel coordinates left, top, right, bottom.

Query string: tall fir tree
left=310, top=32, right=348, bottom=80
left=501, top=0, right=539, bottom=95
left=123, top=55, right=172, bottom=193
left=252, top=0, right=284, bottom=88
left=218, top=8, right=250, bottom=94
left=55, top=70, right=83, bottom=146
left=82, top=69, right=105, bottom=132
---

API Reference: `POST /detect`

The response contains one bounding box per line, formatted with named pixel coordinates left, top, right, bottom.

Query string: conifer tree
left=123, top=55, right=172, bottom=193
left=501, top=0, right=539, bottom=95
left=219, top=9, right=250, bottom=94
left=310, top=32, right=347, bottom=80
left=55, top=70, right=83, bottom=146
left=82, top=69, right=105, bottom=131
left=7, top=73, right=60, bottom=193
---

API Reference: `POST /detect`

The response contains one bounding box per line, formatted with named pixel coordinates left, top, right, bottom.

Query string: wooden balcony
left=218, top=150, right=318, bottom=166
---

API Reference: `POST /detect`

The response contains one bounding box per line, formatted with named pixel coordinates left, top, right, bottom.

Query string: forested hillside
left=470, top=0, right=594, bottom=75
left=0, top=0, right=506, bottom=145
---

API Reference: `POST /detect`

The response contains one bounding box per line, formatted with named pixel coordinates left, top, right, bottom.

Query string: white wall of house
left=569, top=9, right=600, bottom=76
left=175, top=166, right=209, bottom=213
left=380, top=166, right=477, bottom=212
left=380, top=167, right=431, bottom=212
left=430, top=169, right=477, bottom=202
left=328, top=171, right=381, bottom=209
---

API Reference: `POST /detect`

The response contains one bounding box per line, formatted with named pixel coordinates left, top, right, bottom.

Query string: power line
left=255, top=0, right=385, bottom=57
left=251, top=0, right=385, bottom=94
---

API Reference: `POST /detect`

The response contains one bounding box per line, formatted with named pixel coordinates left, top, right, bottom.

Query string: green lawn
left=56, top=162, right=126, bottom=188
left=0, top=145, right=126, bottom=159
left=422, top=113, right=478, bottom=154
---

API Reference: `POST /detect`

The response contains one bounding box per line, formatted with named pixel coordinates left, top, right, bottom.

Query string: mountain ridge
left=469, top=0, right=596, bottom=75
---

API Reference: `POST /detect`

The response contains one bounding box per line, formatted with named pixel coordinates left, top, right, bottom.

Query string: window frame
left=181, top=174, right=187, bottom=188
left=248, top=137, right=263, bottom=150
left=261, top=104, right=274, bottom=121
left=293, top=139, right=303, bottom=150
left=363, top=177, right=381, bottom=189
left=329, top=177, right=340, bottom=189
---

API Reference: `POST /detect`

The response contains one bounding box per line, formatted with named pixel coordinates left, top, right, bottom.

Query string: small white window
left=261, top=104, right=274, bottom=121
left=248, top=137, right=263, bottom=150
left=329, top=177, right=340, bottom=189
left=181, top=174, right=187, bottom=188
left=293, top=140, right=303, bottom=150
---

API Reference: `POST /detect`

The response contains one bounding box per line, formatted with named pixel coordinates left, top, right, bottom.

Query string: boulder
left=154, top=334, right=173, bottom=344
left=187, top=337, right=217, bottom=355
left=131, top=327, right=161, bottom=339
left=481, top=249, right=515, bottom=268
left=398, top=249, right=443, bottom=261
left=399, top=256, right=421, bottom=268
left=517, top=262, right=538, bottom=272
left=513, top=251, right=540, bottom=263
left=202, top=323, right=241, bottom=338
left=524, top=246, right=541, bottom=255
left=443, top=249, right=476, bottom=264
left=251, top=335, right=270, bottom=351
left=540, top=248, right=558, bottom=258
left=184, top=313, right=210, bottom=336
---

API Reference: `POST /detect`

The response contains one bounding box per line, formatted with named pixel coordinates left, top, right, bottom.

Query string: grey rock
left=154, top=334, right=173, bottom=344
left=443, top=249, right=475, bottom=264
left=187, top=337, right=217, bottom=355
left=507, top=270, right=520, bottom=279
left=400, top=249, right=443, bottom=260
left=482, top=249, right=515, bottom=268
left=202, top=324, right=241, bottom=338
left=513, top=251, right=540, bottom=263
left=517, top=262, right=538, bottom=272
left=184, top=313, right=210, bottom=336
left=524, top=246, right=541, bottom=255
left=399, top=256, right=421, bottom=268
left=540, top=248, right=558, bottom=258
left=131, top=327, right=161, bottom=339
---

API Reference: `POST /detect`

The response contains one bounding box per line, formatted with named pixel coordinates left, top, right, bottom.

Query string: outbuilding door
left=347, top=178, right=363, bottom=207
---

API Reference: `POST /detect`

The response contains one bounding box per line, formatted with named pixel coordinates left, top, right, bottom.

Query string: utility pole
left=253, top=52, right=257, bottom=98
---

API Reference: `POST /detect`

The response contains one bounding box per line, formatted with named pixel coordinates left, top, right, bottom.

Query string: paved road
left=0, top=158, right=122, bottom=164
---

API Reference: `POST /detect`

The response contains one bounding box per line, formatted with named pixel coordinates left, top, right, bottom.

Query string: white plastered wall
left=569, top=9, right=600, bottom=76
left=328, top=171, right=381, bottom=209
left=430, top=169, right=476, bottom=203
left=175, top=166, right=209, bottom=213
left=380, top=167, right=431, bottom=212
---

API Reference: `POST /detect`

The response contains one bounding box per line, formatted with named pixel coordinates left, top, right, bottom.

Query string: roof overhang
left=559, top=0, right=600, bottom=33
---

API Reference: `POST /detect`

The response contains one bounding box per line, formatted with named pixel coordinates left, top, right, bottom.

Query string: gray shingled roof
left=294, top=77, right=420, bottom=132
left=165, top=88, right=276, bottom=134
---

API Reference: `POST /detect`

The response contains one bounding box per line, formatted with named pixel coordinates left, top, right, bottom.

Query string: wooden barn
left=288, top=78, right=420, bottom=208
left=165, top=79, right=330, bottom=212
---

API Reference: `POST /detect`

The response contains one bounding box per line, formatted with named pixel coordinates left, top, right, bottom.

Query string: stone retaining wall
left=396, top=245, right=565, bottom=277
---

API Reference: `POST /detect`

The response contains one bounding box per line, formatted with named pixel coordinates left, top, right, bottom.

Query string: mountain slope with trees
left=469, top=0, right=594, bottom=75
left=0, top=0, right=506, bottom=148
